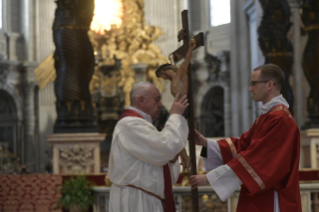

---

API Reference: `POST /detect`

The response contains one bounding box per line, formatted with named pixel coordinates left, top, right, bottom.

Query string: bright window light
left=210, top=0, right=231, bottom=27
left=90, top=0, right=124, bottom=35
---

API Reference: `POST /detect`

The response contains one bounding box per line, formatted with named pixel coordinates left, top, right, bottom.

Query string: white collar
left=125, top=106, right=153, bottom=123
left=259, top=94, right=289, bottom=115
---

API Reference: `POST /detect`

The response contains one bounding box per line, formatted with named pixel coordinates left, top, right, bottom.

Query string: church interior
left=1, top=0, right=319, bottom=211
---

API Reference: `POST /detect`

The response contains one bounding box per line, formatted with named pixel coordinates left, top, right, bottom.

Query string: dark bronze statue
left=52, top=0, right=96, bottom=133
left=300, top=0, right=319, bottom=128
left=258, top=0, right=294, bottom=115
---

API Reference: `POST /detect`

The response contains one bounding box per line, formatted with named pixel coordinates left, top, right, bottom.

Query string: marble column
left=144, top=0, right=184, bottom=109
left=18, top=63, right=37, bottom=172
left=229, top=0, right=255, bottom=136
left=289, top=0, right=304, bottom=127
left=243, top=0, right=265, bottom=124
left=187, top=0, right=202, bottom=34
left=6, top=33, right=21, bottom=61
left=37, top=0, right=56, bottom=61
left=144, top=0, right=182, bottom=56
left=37, top=0, right=57, bottom=172
left=21, top=0, right=37, bottom=62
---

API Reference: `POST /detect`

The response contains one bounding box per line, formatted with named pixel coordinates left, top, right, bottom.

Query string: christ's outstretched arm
left=178, top=38, right=196, bottom=76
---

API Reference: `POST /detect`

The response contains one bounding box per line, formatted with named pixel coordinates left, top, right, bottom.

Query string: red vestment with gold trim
left=218, top=105, right=301, bottom=212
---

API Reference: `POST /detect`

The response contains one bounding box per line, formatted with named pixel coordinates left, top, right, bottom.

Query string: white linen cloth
left=108, top=109, right=189, bottom=212
left=205, top=94, right=289, bottom=212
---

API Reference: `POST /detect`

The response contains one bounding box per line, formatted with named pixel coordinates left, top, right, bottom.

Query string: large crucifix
left=157, top=10, right=204, bottom=211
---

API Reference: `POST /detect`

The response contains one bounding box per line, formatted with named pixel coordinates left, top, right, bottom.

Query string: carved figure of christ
left=156, top=38, right=196, bottom=97
left=156, top=38, right=196, bottom=170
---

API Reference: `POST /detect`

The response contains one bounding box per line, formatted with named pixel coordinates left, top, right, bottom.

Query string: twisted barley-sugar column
left=52, top=0, right=96, bottom=133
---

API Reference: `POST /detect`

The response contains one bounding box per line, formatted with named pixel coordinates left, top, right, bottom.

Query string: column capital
left=242, top=0, right=255, bottom=16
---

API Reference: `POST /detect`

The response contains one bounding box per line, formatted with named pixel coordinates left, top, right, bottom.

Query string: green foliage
left=55, top=175, right=95, bottom=212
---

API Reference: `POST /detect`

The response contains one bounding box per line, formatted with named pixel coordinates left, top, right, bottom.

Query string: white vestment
left=108, top=107, right=188, bottom=212
left=205, top=95, right=288, bottom=212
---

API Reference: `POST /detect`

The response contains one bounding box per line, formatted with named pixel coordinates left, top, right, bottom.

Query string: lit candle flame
left=90, top=0, right=124, bottom=35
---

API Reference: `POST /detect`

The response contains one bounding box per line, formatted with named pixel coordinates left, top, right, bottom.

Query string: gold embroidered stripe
left=236, top=154, right=266, bottom=191
left=269, top=105, right=295, bottom=121
left=226, top=138, right=237, bottom=156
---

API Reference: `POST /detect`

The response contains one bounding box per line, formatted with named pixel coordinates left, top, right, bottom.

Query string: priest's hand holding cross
left=190, top=130, right=209, bottom=189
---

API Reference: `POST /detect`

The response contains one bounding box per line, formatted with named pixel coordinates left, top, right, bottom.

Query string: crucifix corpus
left=156, top=10, right=204, bottom=211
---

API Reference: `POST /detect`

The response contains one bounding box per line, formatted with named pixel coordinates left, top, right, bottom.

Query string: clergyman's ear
left=137, top=95, right=144, bottom=105
left=268, top=81, right=274, bottom=90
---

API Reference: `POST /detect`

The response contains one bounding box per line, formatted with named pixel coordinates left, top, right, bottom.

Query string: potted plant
left=55, top=175, right=95, bottom=212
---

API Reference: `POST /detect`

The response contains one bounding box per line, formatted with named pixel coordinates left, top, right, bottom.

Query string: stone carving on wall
left=48, top=133, right=104, bottom=174
left=258, top=0, right=294, bottom=115
left=196, top=51, right=230, bottom=138
left=205, top=53, right=221, bottom=80
left=58, top=144, right=94, bottom=174
left=0, top=55, right=9, bottom=85
left=300, top=0, right=319, bottom=128
left=200, top=86, right=225, bottom=138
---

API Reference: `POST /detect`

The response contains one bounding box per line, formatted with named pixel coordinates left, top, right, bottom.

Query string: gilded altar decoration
left=104, top=173, right=112, bottom=187
left=89, top=0, right=168, bottom=106
left=34, top=54, right=55, bottom=90
left=258, top=0, right=294, bottom=115
left=59, top=145, right=94, bottom=174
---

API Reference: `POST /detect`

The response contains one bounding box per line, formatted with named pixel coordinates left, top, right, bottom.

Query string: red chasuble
left=217, top=105, right=301, bottom=212
left=119, top=109, right=176, bottom=212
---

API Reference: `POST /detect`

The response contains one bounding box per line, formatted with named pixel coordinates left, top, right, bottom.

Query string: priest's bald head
left=249, top=64, right=284, bottom=104
left=130, top=82, right=163, bottom=120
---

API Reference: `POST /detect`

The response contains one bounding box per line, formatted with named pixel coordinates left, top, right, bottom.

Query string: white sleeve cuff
left=205, top=139, right=224, bottom=171
left=169, top=161, right=181, bottom=184
left=206, top=164, right=242, bottom=201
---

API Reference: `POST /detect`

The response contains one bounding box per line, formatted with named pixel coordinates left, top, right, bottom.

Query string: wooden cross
left=170, top=10, right=204, bottom=212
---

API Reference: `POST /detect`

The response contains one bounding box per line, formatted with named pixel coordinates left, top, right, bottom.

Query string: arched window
left=210, top=0, right=231, bottom=27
